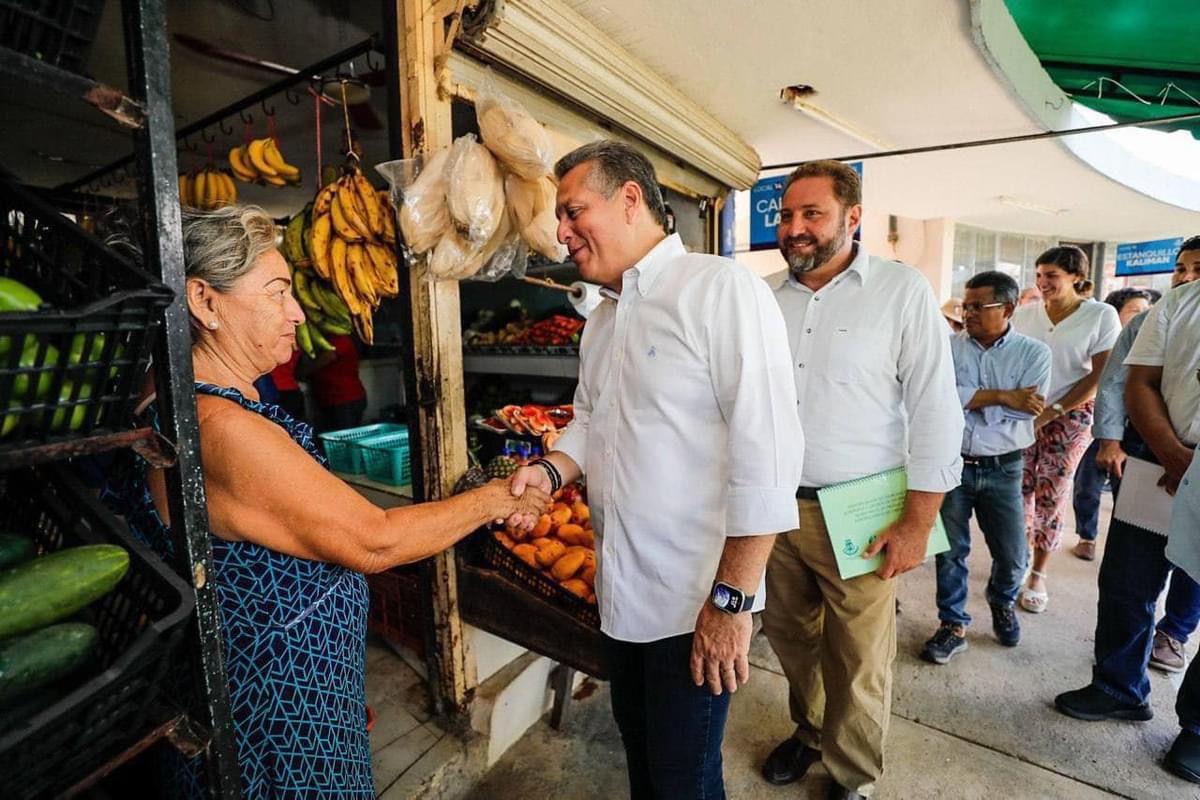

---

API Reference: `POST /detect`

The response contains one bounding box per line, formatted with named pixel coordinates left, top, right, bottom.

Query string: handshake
left=486, top=461, right=563, bottom=532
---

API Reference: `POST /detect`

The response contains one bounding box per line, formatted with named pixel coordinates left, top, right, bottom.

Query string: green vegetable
left=46, top=382, right=93, bottom=432
left=0, top=534, right=35, bottom=569
left=0, top=623, right=97, bottom=702
left=0, top=545, right=129, bottom=640
left=66, top=332, right=106, bottom=366
left=0, top=277, right=42, bottom=313
left=10, top=340, right=59, bottom=401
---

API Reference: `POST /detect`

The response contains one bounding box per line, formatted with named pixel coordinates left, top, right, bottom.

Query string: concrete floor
left=468, top=493, right=1200, bottom=799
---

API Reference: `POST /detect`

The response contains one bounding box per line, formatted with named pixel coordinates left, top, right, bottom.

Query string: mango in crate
left=534, top=540, right=566, bottom=567
left=548, top=503, right=571, bottom=527
left=512, top=543, right=538, bottom=568
left=559, top=578, right=590, bottom=600
left=550, top=546, right=588, bottom=581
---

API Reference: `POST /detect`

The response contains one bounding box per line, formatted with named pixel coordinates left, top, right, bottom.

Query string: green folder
left=816, top=466, right=950, bottom=580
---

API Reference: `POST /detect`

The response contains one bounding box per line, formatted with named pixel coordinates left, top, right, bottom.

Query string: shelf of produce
left=0, top=426, right=166, bottom=472
left=456, top=560, right=605, bottom=679
left=462, top=352, right=580, bottom=379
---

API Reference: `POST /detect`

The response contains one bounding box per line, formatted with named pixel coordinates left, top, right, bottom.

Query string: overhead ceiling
left=1005, top=0, right=1200, bottom=141
left=561, top=0, right=1200, bottom=242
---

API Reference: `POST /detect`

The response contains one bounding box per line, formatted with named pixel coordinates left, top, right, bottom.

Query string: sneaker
left=1151, top=630, right=1186, bottom=673
left=991, top=603, right=1021, bottom=647
left=1054, top=684, right=1153, bottom=722
left=921, top=623, right=967, bottom=665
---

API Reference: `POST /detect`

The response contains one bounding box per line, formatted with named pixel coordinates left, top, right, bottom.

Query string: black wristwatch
left=710, top=581, right=755, bottom=614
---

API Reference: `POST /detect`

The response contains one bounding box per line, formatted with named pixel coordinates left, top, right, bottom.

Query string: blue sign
left=1116, top=237, right=1184, bottom=276
left=749, top=162, right=863, bottom=251
left=719, top=190, right=736, bottom=257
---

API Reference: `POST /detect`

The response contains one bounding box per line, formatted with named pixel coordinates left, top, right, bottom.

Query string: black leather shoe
left=1054, top=684, right=1153, bottom=721
left=1165, top=731, right=1200, bottom=783
left=827, top=781, right=868, bottom=800
left=761, top=738, right=820, bottom=785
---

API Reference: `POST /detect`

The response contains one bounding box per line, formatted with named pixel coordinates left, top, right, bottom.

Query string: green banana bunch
left=296, top=322, right=316, bottom=359
left=307, top=321, right=336, bottom=353
left=0, top=277, right=43, bottom=312
left=282, top=210, right=308, bottom=265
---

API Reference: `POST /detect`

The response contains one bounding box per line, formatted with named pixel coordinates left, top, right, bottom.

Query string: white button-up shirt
left=772, top=245, right=962, bottom=492
left=554, top=234, right=804, bottom=643
left=1125, top=280, right=1200, bottom=446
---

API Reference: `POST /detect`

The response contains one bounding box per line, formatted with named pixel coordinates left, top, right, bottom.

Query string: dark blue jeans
left=936, top=458, right=1027, bottom=627
left=603, top=632, right=730, bottom=800
left=1094, top=516, right=1200, bottom=705
left=1073, top=440, right=1107, bottom=541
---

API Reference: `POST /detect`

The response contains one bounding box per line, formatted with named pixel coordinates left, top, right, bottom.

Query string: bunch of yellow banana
left=179, top=168, right=237, bottom=209
left=305, top=165, right=400, bottom=345
left=228, top=138, right=301, bottom=187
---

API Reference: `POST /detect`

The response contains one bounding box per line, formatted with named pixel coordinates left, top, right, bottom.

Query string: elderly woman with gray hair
left=103, top=205, right=548, bottom=798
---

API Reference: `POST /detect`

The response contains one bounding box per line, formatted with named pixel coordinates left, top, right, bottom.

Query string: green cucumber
left=0, top=623, right=98, bottom=702
left=0, top=544, right=129, bottom=640
left=0, top=534, right=35, bottom=569
left=0, top=277, right=42, bottom=312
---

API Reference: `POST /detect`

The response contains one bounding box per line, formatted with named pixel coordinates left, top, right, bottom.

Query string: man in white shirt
left=760, top=160, right=962, bottom=800
left=509, top=140, right=804, bottom=799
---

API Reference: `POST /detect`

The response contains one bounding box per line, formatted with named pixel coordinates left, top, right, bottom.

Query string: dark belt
left=961, top=450, right=1024, bottom=468
left=796, top=486, right=821, bottom=500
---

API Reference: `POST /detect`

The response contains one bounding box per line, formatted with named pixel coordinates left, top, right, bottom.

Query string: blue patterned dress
left=103, top=383, right=373, bottom=798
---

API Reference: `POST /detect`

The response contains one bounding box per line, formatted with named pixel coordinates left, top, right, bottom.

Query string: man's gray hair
left=554, top=140, right=669, bottom=230
left=181, top=205, right=277, bottom=292
left=965, top=270, right=1020, bottom=306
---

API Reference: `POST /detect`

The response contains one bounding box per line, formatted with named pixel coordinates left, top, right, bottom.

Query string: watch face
left=713, top=584, right=732, bottom=609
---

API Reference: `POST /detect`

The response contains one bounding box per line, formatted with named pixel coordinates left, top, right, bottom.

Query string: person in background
left=1019, top=286, right=1042, bottom=307
left=1055, top=265, right=1200, bottom=738
left=1070, top=287, right=1160, bottom=560
left=762, top=160, right=961, bottom=800
left=270, top=349, right=306, bottom=422
left=921, top=271, right=1051, bottom=664
left=509, top=140, right=804, bottom=800
left=1011, top=246, right=1120, bottom=613
left=942, top=297, right=965, bottom=333
left=301, top=333, right=367, bottom=432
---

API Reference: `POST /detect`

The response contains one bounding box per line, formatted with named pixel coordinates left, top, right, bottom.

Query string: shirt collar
left=623, top=233, right=683, bottom=297
left=780, top=241, right=872, bottom=292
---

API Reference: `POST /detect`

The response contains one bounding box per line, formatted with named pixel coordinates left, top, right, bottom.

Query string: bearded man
left=760, top=160, right=962, bottom=800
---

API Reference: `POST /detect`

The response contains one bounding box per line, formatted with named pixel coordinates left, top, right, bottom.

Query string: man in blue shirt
left=923, top=271, right=1052, bottom=664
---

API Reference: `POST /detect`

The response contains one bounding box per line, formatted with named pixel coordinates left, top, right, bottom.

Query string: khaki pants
left=761, top=498, right=897, bottom=796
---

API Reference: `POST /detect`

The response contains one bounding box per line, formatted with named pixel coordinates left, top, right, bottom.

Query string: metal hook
left=201, top=128, right=216, bottom=143
left=218, top=118, right=233, bottom=136
left=182, top=135, right=198, bottom=153
left=261, top=98, right=275, bottom=117
left=366, top=50, right=382, bottom=73
left=240, top=109, right=254, bottom=125
left=285, top=87, right=303, bottom=105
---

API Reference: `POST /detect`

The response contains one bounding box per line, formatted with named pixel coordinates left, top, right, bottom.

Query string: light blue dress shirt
left=951, top=327, right=1052, bottom=456
left=1091, top=310, right=1146, bottom=441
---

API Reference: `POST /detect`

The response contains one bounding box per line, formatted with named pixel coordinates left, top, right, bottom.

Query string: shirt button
left=805, top=328, right=812, bottom=334
left=798, top=363, right=805, bottom=369
left=814, top=297, right=821, bottom=302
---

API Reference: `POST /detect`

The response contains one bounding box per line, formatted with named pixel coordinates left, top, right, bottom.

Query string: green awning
left=1004, top=0, right=1200, bottom=140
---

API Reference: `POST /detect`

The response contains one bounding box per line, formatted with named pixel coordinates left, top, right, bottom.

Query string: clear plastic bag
left=445, top=134, right=505, bottom=245
left=375, top=150, right=451, bottom=256
left=476, top=83, right=554, bottom=181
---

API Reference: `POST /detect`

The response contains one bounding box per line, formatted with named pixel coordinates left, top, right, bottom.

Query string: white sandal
left=1019, top=570, right=1049, bottom=613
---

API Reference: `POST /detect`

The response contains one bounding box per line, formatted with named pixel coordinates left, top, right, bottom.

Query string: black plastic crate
left=0, top=0, right=107, bottom=74
left=0, top=465, right=194, bottom=799
left=0, top=174, right=172, bottom=454
left=472, top=528, right=599, bottom=629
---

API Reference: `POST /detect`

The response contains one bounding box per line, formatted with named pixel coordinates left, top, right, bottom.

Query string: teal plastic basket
left=361, top=431, right=412, bottom=486
left=318, top=423, right=406, bottom=474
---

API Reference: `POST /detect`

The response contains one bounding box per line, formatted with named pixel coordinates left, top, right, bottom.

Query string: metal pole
left=760, top=110, right=1200, bottom=170
left=58, top=37, right=377, bottom=194
left=121, top=1, right=241, bottom=797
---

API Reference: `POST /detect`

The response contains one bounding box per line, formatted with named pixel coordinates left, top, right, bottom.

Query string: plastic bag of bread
left=505, top=173, right=540, bottom=231
left=375, top=152, right=450, bottom=256
left=445, top=134, right=504, bottom=245
left=467, top=209, right=529, bottom=282
left=476, top=88, right=553, bottom=181
left=521, top=176, right=567, bottom=262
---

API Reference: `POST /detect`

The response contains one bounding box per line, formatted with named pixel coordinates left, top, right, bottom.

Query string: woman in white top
left=1012, top=245, right=1121, bottom=612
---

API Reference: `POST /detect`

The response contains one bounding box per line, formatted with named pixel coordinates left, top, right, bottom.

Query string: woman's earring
left=207, top=320, right=219, bottom=330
